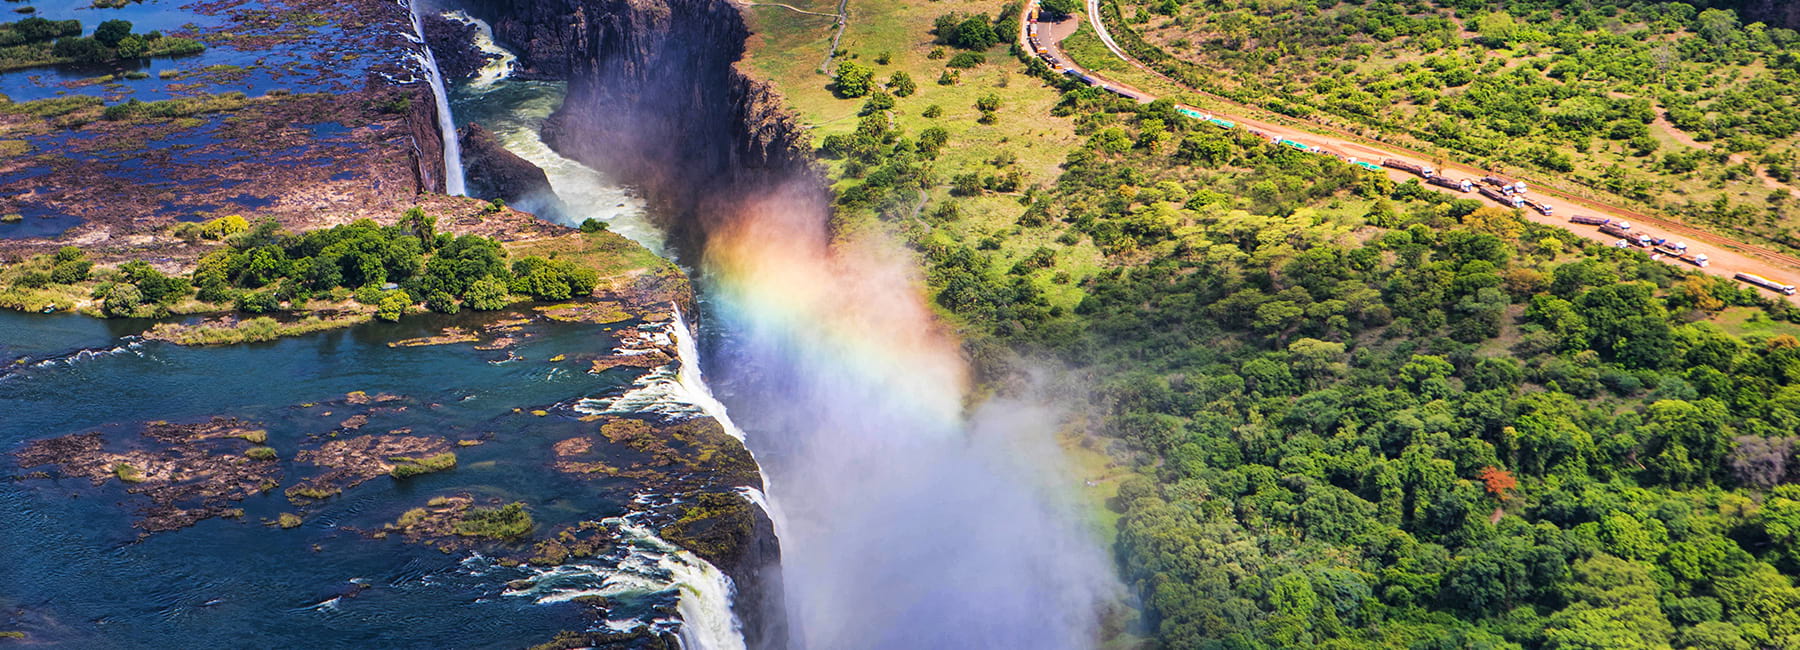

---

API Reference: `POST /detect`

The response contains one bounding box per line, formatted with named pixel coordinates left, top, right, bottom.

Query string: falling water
left=404, top=0, right=465, bottom=195
left=493, top=518, right=746, bottom=650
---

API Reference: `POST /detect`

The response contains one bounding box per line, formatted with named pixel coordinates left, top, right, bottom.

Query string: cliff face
left=463, top=0, right=824, bottom=250
left=457, top=2, right=807, bottom=645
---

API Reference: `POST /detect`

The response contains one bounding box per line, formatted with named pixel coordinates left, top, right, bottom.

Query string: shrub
left=455, top=502, right=533, bottom=540
left=947, top=52, right=986, bottom=69
left=235, top=289, right=279, bottom=314
left=579, top=218, right=608, bottom=233
left=832, top=61, right=875, bottom=98
left=246, top=446, right=277, bottom=461
left=390, top=452, right=457, bottom=478
left=465, top=277, right=511, bottom=311
left=112, top=462, right=146, bottom=483
left=424, top=290, right=459, bottom=314
left=277, top=513, right=302, bottom=528
left=375, top=292, right=411, bottom=322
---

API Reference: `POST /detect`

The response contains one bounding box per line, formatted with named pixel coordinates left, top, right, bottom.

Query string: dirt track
left=1020, top=4, right=1800, bottom=304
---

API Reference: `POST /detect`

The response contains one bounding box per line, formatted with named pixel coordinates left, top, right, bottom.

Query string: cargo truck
left=1737, top=273, right=1797, bottom=296
left=1382, top=158, right=1436, bottom=178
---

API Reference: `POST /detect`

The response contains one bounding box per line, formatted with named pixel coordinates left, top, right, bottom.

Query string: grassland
left=740, top=0, right=1107, bottom=314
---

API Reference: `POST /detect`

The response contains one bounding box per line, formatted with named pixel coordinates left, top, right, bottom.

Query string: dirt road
left=1016, top=3, right=1800, bottom=303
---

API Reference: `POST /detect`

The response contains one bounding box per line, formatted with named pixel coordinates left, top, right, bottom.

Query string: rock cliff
left=453, top=1, right=807, bottom=645
left=462, top=0, right=825, bottom=251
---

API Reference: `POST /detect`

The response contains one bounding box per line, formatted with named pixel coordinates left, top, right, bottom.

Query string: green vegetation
left=900, top=59, right=1800, bottom=645
left=284, top=485, right=340, bottom=501
left=455, top=502, right=533, bottom=540
left=102, top=93, right=250, bottom=122
left=276, top=512, right=302, bottom=528
left=1105, top=0, right=1800, bottom=252
left=144, top=315, right=367, bottom=346
left=749, top=2, right=1800, bottom=643
left=389, top=452, right=457, bottom=479
left=0, top=207, right=619, bottom=326
left=245, top=446, right=276, bottom=461
left=0, top=16, right=202, bottom=72
left=111, top=462, right=145, bottom=483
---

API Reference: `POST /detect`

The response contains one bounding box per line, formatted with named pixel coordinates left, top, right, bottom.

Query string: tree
left=1542, top=555, right=1674, bottom=649
left=1041, top=0, right=1080, bottom=19
left=953, top=15, right=998, bottom=50
left=375, top=292, right=411, bottom=322
left=1477, top=466, right=1517, bottom=500
left=832, top=61, right=875, bottom=98
left=465, top=277, right=510, bottom=311
left=94, top=20, right=133, bottom=48
left=887, top=71, right=916, bottom=97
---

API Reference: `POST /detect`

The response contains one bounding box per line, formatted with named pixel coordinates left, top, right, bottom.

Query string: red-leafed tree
left=1478, top=466, right=1517, bottom=500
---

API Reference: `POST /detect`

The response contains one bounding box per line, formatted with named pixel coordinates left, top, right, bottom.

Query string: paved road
left=1018, top=3, right=1800, bottom=303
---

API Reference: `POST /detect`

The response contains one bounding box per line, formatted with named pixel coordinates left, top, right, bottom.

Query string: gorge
left=450, top=0, right=1114, bottom=646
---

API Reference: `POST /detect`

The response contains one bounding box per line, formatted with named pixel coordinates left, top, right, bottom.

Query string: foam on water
left=441, top=11, right=517, bottom=90
left=488, top=516, right=745, bottom=650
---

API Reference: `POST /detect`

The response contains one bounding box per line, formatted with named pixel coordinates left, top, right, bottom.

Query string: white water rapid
left=404, top=0, right=465, bottom=195
left=441, top=10, right=516, bottom=90
left=488, top=518, right=746, bottom=650
left=447, top=59, right=769, bottom=647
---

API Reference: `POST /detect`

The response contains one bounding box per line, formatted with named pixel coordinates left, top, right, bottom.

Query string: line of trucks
left=1025, top=15, right=1140, bottom=101
left=1373, top=158, right=1800, bottom=295
left=1023, top=4, right=1798, bottom=298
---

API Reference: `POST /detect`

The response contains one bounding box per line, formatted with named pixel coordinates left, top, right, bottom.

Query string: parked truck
left=1479, top=185, right=1525, bottom=208
left=1736, top=273, right=1797, bottom=296
left=1686, top=253, right=1710, bottom=268
left=1482, top=175, right=1528, bottom=194
left=1569, top=215, right=1609, bottom=225
left=1599, top=222, right=1633, bottom=239
left=1427, top=176, right=1473, bottom=192
left=1522, top=198, right=1554, bottom=216
left=1383, top=158, right=1436, bottom=178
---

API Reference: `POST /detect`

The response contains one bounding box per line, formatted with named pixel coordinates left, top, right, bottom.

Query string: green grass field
left=741, top=0, right=1108, bottom=314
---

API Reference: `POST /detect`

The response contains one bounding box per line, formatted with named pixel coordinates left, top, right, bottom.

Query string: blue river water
left=0, top=309, right=690, bottom=647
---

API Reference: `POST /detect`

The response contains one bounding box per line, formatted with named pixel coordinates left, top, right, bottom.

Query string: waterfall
left=404, top=1, right=465, bottom=196
left=441, top=10, right=516, bottom=90
left=494, top=518, right=746, bottom=650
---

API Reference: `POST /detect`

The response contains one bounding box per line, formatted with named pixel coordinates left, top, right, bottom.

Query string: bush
left=375, top=292, right=412, bottom=322
left=424, top=290, right=459, bottom=314
left=235, top=289, right=279, bottom=314
left=94, top=20, right=132, bottom=48
left=922, top=104, right=943, bottom=118
left=455, top=502, right=533, bottom=539
left=390, top=452, right=457, bottom=478
left=465, top=277, right=511, bottom=311
left=887, top=71, right=917, bottom=97
left=246, top=446, right=277, bottom=461
left=947, top=52, right=986, bottom=69
left=832, top=61, right=875, bottom=98
left=579, top=218, right=608, bottom=233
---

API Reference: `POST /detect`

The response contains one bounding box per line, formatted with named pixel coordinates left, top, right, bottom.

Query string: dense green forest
left=1100, top=0, right=1800, bottom=252
left=817, top=49, right=1800, bottom=644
